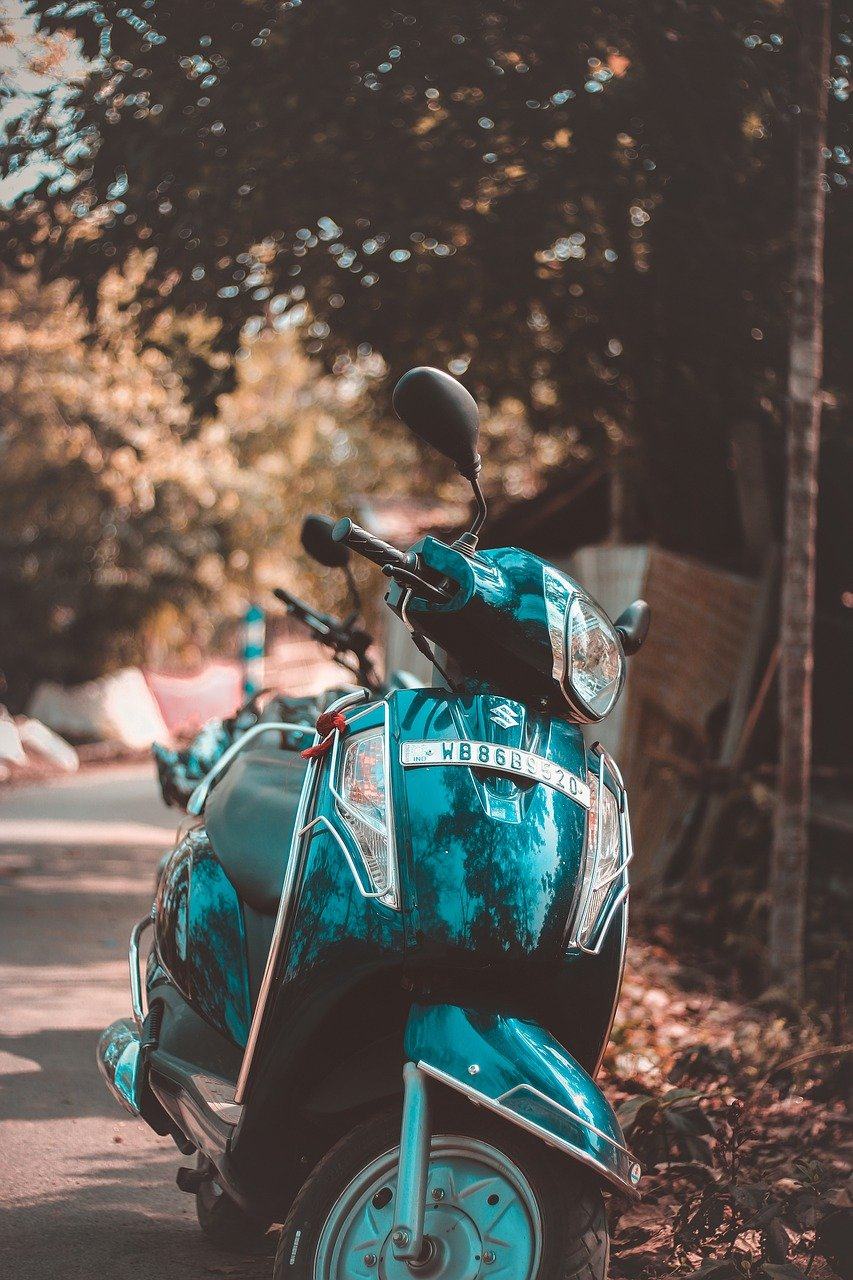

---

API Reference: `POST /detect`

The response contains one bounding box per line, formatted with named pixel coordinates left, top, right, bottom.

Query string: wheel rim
left=313, top=1135, right=542, bottom=1280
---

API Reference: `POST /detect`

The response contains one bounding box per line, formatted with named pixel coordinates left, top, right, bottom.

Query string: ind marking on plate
left=400, top=740, right=591, bottom=809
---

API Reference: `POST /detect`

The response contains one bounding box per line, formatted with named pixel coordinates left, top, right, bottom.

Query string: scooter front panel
left=389, top=689, right=588, bottom=962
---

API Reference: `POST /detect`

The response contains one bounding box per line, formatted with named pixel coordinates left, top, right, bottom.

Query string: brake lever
left=381, top=564, right=451, bottom=603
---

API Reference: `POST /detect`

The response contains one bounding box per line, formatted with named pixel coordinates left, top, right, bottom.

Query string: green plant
left=618, top=1087, right=715, bottom=1166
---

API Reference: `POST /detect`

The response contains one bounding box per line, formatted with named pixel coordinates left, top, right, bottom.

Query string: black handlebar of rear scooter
left=273, top=585, right=379, bottom=687
left=272, top=588, right=339, bottom=634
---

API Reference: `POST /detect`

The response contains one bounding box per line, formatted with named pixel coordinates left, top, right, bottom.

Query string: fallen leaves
left=606, top=938, right=851, bottom=1280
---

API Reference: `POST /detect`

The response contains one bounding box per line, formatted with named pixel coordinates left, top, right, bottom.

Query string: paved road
left=0, top=765, right=271, bottom=1279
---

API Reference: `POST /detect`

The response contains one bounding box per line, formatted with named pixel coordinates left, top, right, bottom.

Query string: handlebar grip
left=332, top=518, right=412, bottom=572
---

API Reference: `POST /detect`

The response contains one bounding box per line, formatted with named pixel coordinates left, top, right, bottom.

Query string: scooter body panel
left=232, top=685, right=624, bottom=1199
left=404, top=1002, right=640, bottom=1197
left=154, top=827, right=252, bottom=1049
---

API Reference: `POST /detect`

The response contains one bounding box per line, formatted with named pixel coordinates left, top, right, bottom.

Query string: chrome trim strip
left=297, top=815, right=384, bottom=900
left=233, top=688, right=370, bottom=1103
left=328, top=699, right=400, bottom=908
left=568, top=742, right=633, bottom=956
left=382, top=699, right=400, bottom=908
left=593, top=890, right=630, bottom=1078
left=187, top=720, right=315, bottom=815
left=497, top=1083, right=633, bottom=1159
left=234, top=753, right=319, bottom=1103
left=129, top=909, right=155, bottom=1030
left=416, top=1061, right=639, bottom=1196
left=571, top=749, right=606, bottom=943
left=582, top=883, right=630, bottom=953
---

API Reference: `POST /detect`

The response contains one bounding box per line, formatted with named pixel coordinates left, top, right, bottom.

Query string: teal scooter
left=97, top=368, right=649, bottom=1280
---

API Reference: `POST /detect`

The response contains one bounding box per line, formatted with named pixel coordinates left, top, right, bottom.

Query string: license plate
left=400, top=740, right=591, bottom=809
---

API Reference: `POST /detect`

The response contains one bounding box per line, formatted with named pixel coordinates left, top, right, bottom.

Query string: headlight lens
left=336, top=730, right=399, bottom=908
left=563, top=594, right=625, bottom=720
left=575, top=771, right=622, bottom=948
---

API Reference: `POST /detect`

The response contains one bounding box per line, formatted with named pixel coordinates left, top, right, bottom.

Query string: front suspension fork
left=391, top=1062, right=431, bottom=1264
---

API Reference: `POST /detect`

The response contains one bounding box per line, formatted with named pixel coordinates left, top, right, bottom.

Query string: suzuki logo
left=490, top=703, right=520, bottom=729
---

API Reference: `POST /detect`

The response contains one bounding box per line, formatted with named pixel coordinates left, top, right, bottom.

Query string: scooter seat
left=205, top=747, right=310, bottom=913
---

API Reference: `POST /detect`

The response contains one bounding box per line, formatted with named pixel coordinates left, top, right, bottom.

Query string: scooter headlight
left=336, top=730, right=399, bottom=908
left=575, top=773, right=622, bottom=948
left=562, top=595, right=625, bottom=721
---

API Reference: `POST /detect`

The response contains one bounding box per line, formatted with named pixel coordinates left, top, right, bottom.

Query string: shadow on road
left=0, top=1145, right=275, bottom=1278
left=0, top=767, right=262, bottom=1278
left=0, top=1028, right=129, bottom=1121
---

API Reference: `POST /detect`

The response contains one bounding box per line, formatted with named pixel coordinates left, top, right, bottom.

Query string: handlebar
left=332, top=517, right=453, bottom=602
left=331, top=518, right=413, bottom=572
left=272, top=588, right=338, bottom=634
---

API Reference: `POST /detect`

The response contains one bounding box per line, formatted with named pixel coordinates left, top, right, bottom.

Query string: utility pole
left=769, top=0, right=832, bottom=998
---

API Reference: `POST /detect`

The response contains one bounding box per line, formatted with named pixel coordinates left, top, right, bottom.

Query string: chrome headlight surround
left=562, top=594, right=625, bottom=722
left=333, top=720, right=400, bottom=909
left=542, top=566, right=625, bottom=722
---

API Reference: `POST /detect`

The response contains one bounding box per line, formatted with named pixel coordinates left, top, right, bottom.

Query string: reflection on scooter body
left=98, top=366, right=650, bottom=1280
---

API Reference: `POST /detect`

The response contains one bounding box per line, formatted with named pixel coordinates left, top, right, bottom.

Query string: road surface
left=0, top=764, right=272, bottom=1278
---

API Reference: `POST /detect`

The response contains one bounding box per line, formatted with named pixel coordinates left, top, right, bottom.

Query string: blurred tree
left=770, top=0, right=832, bottom=1000
left=1, top=2, right=849, bottom=564
left=0, top=269, right=392, bottom=703
left=0, top=268, right=231, bottom=700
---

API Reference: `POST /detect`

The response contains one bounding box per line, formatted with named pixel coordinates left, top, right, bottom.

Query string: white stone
left=16, top=718, right=80, bottom=773
left=27, top=668, right=171, bottom=751
left=0, top=714, right=26, bottom=767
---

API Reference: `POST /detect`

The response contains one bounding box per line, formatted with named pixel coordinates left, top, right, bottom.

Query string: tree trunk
left=769, top=0, right=831, bottom=999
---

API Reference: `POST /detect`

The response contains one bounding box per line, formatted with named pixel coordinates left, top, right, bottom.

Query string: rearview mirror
left=392, top=367, right=481, bottom=480
left=614, top=600, right=651, bottom=657
left=301, top=514, right=350, bottom=569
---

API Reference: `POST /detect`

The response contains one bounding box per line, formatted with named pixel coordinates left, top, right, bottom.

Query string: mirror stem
left=452, top=478, right=488, bottom=556
left=470, top=477, right=488, bottom=538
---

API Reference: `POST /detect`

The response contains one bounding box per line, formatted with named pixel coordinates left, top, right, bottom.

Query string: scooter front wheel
left=274, top=1105, right=608, bottom=1280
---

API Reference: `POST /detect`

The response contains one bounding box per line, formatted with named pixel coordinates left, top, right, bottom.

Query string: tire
left=273, top=1102, right=609, bottom=1280
left=195, top=1155, right=273, bottom=1254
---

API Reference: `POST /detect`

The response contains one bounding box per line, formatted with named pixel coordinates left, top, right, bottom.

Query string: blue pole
left=242, top=603, right=266, bottom=699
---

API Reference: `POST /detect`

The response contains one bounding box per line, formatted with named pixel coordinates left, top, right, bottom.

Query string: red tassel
left=300, top=710, right=349, bottom=759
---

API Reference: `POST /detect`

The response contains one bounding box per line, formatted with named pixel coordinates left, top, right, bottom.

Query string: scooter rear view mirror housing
left=301, top=514, right=351, bottom=570
left=392, top=367, right=481, bottom=481
left=392, top=367, right=487, bottom=547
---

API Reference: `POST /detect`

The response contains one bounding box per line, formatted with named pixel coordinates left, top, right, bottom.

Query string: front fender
left=404, top=1003, right=641, bottom=1198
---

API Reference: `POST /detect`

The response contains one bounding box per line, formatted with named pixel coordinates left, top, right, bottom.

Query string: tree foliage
left=2, top=1, right=850, bottom=562
left=0, top=267, right=402, bottom=701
